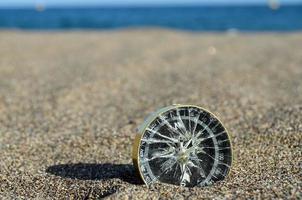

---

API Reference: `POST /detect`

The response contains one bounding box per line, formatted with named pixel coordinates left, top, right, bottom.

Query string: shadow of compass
left=46, top=163, right=143, bottom=185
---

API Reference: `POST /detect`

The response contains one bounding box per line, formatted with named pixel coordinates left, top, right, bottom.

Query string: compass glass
left=137, top=105, right=232, bottom=187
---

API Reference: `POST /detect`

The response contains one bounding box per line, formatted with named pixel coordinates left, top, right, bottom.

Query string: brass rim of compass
left=132, top=104, right=233, bottom=186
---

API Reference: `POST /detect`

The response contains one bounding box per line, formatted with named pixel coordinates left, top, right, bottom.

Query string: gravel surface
left=0, top=30, right=301, bottom=199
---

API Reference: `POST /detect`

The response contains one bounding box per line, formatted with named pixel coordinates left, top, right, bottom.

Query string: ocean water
left=0, top=5, right=302, bottom=31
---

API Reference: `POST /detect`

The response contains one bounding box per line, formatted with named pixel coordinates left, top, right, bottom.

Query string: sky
left=0, top=0, right=301, bottom=7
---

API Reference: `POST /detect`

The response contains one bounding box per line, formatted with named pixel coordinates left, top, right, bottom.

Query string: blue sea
left=0, top=5, right=302, bottom=31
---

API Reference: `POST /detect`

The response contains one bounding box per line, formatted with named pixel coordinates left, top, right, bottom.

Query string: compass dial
left=132, top=105, right=232, bottom=187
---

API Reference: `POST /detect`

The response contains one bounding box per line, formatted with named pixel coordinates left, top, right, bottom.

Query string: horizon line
left=0, top=2, right=301, bottom=9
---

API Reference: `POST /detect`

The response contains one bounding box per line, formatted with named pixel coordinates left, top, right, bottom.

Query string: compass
left=132, top=105, right=232, bottom=187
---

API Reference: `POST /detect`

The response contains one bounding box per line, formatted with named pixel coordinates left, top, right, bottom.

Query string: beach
left=0, top=30, right=301, bottom=199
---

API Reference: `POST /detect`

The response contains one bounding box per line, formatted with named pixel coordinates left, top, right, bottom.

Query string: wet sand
left=0, top=30, right=301, bottom=199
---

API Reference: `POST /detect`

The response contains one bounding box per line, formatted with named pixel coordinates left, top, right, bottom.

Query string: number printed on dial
left=135, top=105, right=232, bottom=187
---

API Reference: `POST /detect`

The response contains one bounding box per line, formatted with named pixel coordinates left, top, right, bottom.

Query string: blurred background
left=1, top=0, right=302, bottom=199
left=0, top=0, right=302, bottom=31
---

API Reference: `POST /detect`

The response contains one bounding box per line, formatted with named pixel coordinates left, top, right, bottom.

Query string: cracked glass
left=138, top=106, right=232, bottom=187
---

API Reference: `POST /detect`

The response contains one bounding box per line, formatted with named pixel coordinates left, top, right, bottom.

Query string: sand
left=0, top=30, right=301, bottom=199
